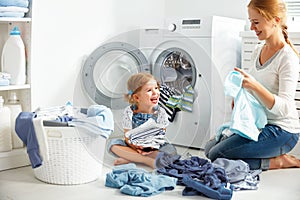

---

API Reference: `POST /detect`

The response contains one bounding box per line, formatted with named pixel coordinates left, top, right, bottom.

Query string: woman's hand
left=234, top=67, right=275, bottom=109
left=234, top=67, right=258, bottom=91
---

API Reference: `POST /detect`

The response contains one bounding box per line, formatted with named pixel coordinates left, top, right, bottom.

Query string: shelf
left=0, top=17, right=31, bottom=23
left=0, top=84, right=30, bottom=91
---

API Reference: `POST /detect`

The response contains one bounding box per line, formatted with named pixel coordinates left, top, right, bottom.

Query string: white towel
left=0, top=6, right=28, bottom=12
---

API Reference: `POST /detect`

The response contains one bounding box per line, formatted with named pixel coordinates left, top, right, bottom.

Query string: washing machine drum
left=152, top=47, right=197, bottom=93
left=81, top=42, right=149, bottom=109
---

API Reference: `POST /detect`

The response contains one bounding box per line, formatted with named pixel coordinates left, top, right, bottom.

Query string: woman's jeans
left=205, top=124, right=299, bottom=170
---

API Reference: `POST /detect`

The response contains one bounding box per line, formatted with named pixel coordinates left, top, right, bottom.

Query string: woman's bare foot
left=270, top=154, right=300, bottom=169
left=114, top=157, right=130, bottom=166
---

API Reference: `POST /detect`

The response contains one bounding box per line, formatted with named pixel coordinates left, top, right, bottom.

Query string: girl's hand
left=136, top=147, right=156, bottom=155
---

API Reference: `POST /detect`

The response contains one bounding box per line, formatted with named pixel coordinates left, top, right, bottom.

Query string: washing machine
left=140, top=16, right=245, bottom=149
left=77, top=16, right=245, bottom=149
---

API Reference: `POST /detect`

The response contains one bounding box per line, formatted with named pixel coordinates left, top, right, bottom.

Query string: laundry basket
left=32, top=118, right=107, bottom=185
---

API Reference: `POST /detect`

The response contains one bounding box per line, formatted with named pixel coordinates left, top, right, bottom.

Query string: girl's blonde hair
left=248, top=0, right=300, bottom=57
left=124, top=72, right=160, bottom=104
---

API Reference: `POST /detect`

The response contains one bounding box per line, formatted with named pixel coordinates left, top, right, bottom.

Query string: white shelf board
left=0, top=84, right=30, bottom=91
left=0, top=17, right=31, bottom=22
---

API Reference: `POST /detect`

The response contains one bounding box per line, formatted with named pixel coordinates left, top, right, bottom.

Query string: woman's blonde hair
left=124, top=72, right=160, bottom=104
left=248, top=0, right=299, bottom=56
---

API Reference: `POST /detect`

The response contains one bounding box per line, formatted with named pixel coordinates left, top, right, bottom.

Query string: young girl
left=205, top=0, right=300, bottom=170
left=108, top=72, right=178, bottom=169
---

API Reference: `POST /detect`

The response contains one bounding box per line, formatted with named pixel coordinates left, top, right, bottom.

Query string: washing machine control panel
left=165, top=17, right=212, bottom=37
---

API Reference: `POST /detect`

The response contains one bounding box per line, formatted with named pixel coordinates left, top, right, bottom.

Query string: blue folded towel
left=0, top=0, right=29, bottom=8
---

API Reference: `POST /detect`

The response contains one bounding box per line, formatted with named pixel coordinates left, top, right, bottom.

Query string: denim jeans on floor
left=204, top=124, right=299, bottom=170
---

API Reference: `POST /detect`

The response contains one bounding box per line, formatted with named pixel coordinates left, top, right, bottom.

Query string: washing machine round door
left=151, top=45, right=212, bottom=149
left=82, top=42, right=149, bottom=109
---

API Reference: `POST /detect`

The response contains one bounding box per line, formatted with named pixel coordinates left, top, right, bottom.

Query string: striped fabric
left=166, top=85, right=194, bottom=113
left=159, top=84, right=180, bottom=122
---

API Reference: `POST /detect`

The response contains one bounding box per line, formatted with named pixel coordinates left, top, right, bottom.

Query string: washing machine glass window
left=93, top=50, right=139, bottom=98
left=153, top=47, right=196, bottom=94
left=82, top=42, right=148, bottom=109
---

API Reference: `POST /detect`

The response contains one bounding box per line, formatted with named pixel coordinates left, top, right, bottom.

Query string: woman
left=205, top=0, right=300, bottom=170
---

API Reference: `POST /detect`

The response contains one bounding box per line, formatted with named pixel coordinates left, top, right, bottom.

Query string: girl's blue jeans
left=204, top=124, right=299, bottom=170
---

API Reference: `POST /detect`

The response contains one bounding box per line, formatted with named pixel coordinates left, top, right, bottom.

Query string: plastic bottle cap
left=10, top=26, right=21, bottom=35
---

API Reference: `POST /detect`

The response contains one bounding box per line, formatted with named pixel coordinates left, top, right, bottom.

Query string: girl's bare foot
left=270, top=154, right=300, bottom=169
left=114, top=157, right=130, bottom=166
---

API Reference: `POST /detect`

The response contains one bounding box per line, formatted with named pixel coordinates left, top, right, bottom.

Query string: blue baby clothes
left=0, top=0, right=29, bottom=18
left=156, top=156, right=232, bottom=199
left=217, top=71, right=267, bottom=141
left=105, top=163, right=177, bottom=197
left=182, top=176, right=232, bottom=200
left=0, top=0, right=29, bottom=8
left=15, top=112, right=42, bottom=168
left=68, top=105, right=114, bottom=139
left=213, top=158, right=261, bottom=191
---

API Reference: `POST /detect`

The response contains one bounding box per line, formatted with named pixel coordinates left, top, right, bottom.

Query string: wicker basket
left=32, top=118, right=106, bottom=185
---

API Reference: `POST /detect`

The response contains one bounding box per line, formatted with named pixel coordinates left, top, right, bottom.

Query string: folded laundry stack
left=0, top=0, right=30, bottom=18
left=125, top=118, right=166, bottom=149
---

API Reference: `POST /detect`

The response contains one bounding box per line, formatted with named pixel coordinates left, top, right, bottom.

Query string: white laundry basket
left=32, top=118, right=107, bottom=185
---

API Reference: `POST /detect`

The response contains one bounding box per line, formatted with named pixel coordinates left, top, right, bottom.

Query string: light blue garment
left=68, top=105, right=114, bottom=138
left=0, top=0, right=29, bottom=8
left=217, top=71, right=267, bottom=141
left=105, top=163, right=177, bottom=197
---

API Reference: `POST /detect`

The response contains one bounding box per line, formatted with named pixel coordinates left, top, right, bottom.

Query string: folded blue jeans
left=205, top=124, right=299, bottom=170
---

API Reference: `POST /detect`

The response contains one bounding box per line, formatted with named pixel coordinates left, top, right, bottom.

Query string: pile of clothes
left=0, top=0, right=30, bottom=18
left=105, top=155, right=261, bottom=199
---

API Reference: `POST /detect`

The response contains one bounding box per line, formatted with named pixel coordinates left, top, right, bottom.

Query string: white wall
left=165, top=0, right=248, bottom=20
left=31, top=0, right=248, bottom=109
left=30, top=0, right=165, bottom=109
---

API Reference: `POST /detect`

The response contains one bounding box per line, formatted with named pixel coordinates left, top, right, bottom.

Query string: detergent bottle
left=1, top=26, right=26, bottom=85
left=0, top=96, right=12, bottom=152
left=6, top=92, right=23, bottom=148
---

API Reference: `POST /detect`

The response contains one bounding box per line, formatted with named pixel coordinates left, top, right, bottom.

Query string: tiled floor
left=0, top=144, right=300, bottom=200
